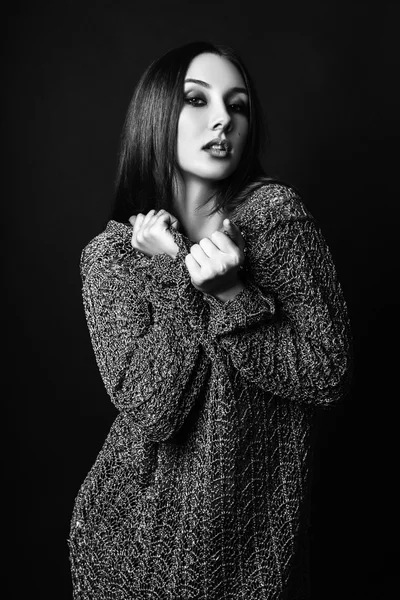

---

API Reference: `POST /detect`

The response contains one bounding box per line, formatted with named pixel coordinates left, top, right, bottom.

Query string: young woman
left=69, top=41, right=352, bottom=599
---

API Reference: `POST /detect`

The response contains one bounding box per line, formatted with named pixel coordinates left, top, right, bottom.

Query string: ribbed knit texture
left=69, top=184, right=352, bottom=599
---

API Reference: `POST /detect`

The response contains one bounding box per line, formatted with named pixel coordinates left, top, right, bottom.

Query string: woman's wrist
left=141, top=244, right=179, bottom=259
left=168, top=244, right=179, bottom=259
left=209, top=279, right=245, bottom=303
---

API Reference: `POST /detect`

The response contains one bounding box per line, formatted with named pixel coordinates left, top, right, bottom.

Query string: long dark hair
left=111, top=41, right=271, bottom=223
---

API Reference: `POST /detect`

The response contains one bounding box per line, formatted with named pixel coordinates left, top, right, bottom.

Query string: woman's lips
left=203, top=145, right=231, bottom=158
left=202, top=139, right=232, bottom=158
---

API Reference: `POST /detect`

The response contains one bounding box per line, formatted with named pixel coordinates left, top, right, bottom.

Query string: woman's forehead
left=185, top=53, right=246, bottom=92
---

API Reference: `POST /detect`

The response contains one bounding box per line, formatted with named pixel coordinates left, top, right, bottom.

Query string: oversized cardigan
left=69, top=184, right=352, bottom=600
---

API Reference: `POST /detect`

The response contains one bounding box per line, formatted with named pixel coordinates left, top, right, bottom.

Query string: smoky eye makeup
left=229, top=97, right=248, bottom=110
left=183, top=85, right=249, bottom=112
left=183, top=92, right=207, bottom=106
left=225, top=94, right=249, bottom=115
left=184, top=88, right=204, bottom=97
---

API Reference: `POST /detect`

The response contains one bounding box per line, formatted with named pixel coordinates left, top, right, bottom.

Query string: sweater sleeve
left=80, top=229, right=208, bottom=442
left=131, top=226, right=209, bottom=333
left=204, top=215, right=353, bottom=407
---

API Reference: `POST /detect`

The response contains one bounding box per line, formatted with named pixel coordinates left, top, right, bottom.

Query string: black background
left=4, top=0, right=399, bottom=598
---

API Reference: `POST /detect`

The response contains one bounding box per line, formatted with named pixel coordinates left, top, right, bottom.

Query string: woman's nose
left=209, top=104, right=232, bottom=132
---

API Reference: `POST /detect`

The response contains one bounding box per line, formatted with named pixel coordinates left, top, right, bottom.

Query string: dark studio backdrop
left=3, top=0, right=399, bottom=598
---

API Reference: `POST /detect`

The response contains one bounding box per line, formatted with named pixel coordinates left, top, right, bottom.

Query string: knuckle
left=217, top=264, right=227, bottom=275
left=232, top=253, right=241, bottom=267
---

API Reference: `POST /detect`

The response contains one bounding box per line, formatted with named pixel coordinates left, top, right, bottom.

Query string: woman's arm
left=80, top=229, right=208, bottom=442
left=204, top=216, right=353, bottom=407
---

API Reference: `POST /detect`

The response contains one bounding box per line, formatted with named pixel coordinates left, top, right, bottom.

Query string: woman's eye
left=229, top=103, right=248, bottom=114
left=185, top=97, right=206, bottom=107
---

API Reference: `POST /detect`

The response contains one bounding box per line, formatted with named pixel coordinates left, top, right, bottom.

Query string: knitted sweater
left=69, top=184, right=352, bottom=600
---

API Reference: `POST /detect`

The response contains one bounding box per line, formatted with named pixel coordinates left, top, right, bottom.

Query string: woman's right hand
left=129, top=209, right=180, bottom=258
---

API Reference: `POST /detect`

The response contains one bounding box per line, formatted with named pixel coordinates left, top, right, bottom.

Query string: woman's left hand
left=185, top=219, right=246, bottom=298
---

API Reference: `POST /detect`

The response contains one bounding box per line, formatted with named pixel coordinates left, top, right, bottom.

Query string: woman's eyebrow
left=184, top=78, right=248, bottom=95
left=184, top=78, right=211, bottom=88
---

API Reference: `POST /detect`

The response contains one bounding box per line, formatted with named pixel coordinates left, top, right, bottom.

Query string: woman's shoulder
left=234, top=181, right=314, bottom=228
left=80, top=220, right=133, bottom=283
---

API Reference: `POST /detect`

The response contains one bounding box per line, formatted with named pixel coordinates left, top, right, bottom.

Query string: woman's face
left=177, top=53, right=249, bottom=185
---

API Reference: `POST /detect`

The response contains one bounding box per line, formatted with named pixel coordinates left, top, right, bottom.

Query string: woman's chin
left=184, top=164, right=238, bottom=183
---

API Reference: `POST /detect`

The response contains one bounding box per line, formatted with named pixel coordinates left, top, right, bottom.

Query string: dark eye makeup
left=184, top=93, right=248, bottom=114
left=184, top=96, right=206, bottom=107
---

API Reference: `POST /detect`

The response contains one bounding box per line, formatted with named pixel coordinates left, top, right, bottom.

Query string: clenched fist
left=185, top=219, right=246, bottom=300
left=129, top=209, right=180, bottom=258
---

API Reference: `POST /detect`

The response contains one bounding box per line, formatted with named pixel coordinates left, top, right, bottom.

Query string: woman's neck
left=172, top=176, right=228, bottom=242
